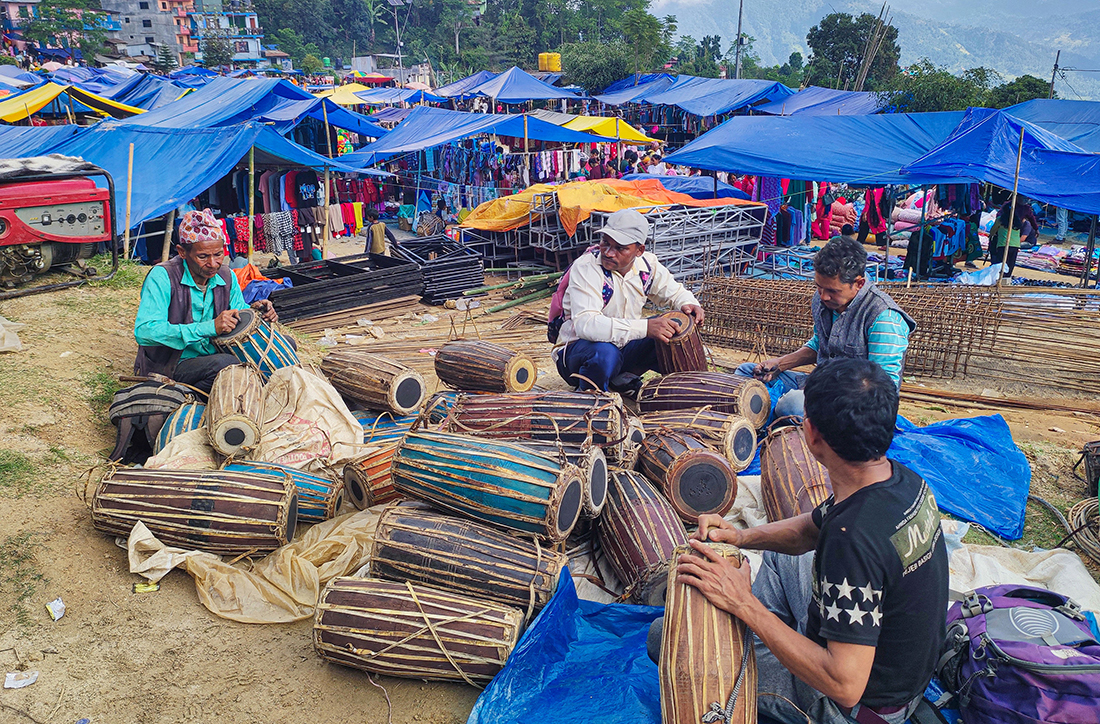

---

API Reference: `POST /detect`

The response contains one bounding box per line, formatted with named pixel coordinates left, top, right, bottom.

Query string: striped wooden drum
left=154, top=402, right=206, bottom=455
left=213, top=308, right=299, bottom=381
left=342, top=445, right=401, bottom=510
left=313, top=577, right=523, bottom=683
left=434, top=340, right=537, bottom=393
left=597, top=469, right=689, bottom=605
left=353, top=410, right=417, bottom=445
left=322, top=349, right=426, bottom=416
left=640, top=408, right=757, bottom=472
left=660, top=543, right=757, bottom=724
left=371, top=502, right=567, bottom=613
left=392, top=431, right=584, bottom=542
left=519, top=442, right=608, bottom=518
left=638, top=431, right=737, bottom=524
left=760, top=423, right=833, bottom=523
left=223, top=460, right=344, bottom=522
left=91, top=467, right=297, bottom=555
left=206, top=364, right=264, bottom=457
left=638, top=371, right=770, bottom=429
left=655, top=310, right=708, bottom=374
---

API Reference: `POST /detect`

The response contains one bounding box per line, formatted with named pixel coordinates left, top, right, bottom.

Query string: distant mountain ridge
left=652, top=0, right=1100, bottom=100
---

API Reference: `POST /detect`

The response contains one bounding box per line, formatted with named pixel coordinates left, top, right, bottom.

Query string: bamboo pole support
left=247, top=146, right=255, bottom=263
left=160, top=209, right=176, bottom=264
left=999, top=128, right=1026, bottom=287
left=123, top=143, right=134, bottom=261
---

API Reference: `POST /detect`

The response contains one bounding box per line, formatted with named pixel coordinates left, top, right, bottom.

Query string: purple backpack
left=937, top=585, right=1100, bottom=724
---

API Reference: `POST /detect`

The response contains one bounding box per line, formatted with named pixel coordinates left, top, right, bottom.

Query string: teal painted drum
left=213, top=308, right=300, bottom=382
left=391, top=431, right=585, bottom=542
left=352, top=410, right=417, bottom=446
left=155, top=402, right=206, bottom=455
left=224, top=460, right=343, bottom=523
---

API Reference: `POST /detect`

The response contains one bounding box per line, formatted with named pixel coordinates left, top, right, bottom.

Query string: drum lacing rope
left=405, top=582, right=487, bottom=689
left=703, top=629, right=754, bottom=724
left=526, top=535, right=543, bottom=623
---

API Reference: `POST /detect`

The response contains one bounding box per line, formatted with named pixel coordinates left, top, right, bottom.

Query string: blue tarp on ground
left=753, top=85, right=884, bottom=116
left=341, top=105, right=612, bottom=166
left=468, top=569, right=661, bottom=724
left=637, top=76, right=795, bottom=117
left=595, top=75, right=676, bottom=106
left=0, top=124, right=82, bottom=157
left=468, top=66, right=580, bottom=104
left=621, top=173, right=750, bottom=199
left=1004, top=99, right=1100, bottom=153
left=353, top=87, right=446, bottom=105
left=434, top=70, right=498, bottom=99
left=120, top=77, right=386, bottom=138
left=902, top=108, right=1100, bottom=215
left=664, top=111, right=966, bottom=184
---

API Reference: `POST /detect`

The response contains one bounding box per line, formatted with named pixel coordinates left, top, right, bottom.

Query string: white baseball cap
left=597, top=209, right=650, bottom=247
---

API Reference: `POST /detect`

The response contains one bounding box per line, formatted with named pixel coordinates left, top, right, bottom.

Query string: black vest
left=811, top=282, right=916, bottom=368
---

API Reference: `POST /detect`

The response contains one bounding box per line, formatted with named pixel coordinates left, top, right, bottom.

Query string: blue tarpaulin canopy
left=434, top=70, right=498, bottom=99
left=468, top=66, right=580, bottom=103
left=101, top=73, right=189, bottom=110
left=600, top=73, right=676, bottom=95
left=120, top=77, right=386, bottom=138
left=621, top=172, right=749, bottom=200
left=595, top=75, right=676, bottom=106
left=621, top=76, right=796, bottom=117
left=753, top=85, right=884, bottom=116
left=1003, top=99, right=1100, bottom=154
left=664, top=111, right=966, bottom=184
left=0, top=125, right=82, bottom=157
left=0, top=65, right=44, bottom=88
left=902, top=108, right=1100, bottom=215
left=341, top=105, right=612, bottom=166
left=353, top=87, right=446, bottom=105
left=50, top=66, right=134, bottom=95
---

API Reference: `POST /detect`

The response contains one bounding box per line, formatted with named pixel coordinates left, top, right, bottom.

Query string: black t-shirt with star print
left=807, top=460, right=949, bottom=708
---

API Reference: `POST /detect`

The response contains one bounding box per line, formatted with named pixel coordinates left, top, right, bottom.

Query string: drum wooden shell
left=322, top=349, right=427, bottom=416
left=443, top=390, right=633, bottom=462
left=641, top=409, right=757, bottom=472
left=639, top=432, right=737, bottom=524
left=206, top=364, right=264, bottom=456
left=520, top=442, right=608, bottom=518
left=661, top=543, right=757, bottom=724
left=224, top=460, right=343, bottom=522
left=313, top=577, right=523, bottom=683
left=638, top=371, right=770, bottom=429
left=343, top=445, right=401, bottom=509
left=392, top=431, right=585, bottom=542
left=155, top=402, right=206, bottom=455
left=760, top=424, right=833, bottom=523
left=91, top=467, right=297, bottom=555
left=597, top=469, right=689, bottom=605
left=213, top=308, right=300, bottom=381
left=371, top=503, right=567, bottom=612
left=434, top=340, right=537, bottom=393
left=655, top=311, right=708, bottom=374
left=353, top=410, right=416, bottom=445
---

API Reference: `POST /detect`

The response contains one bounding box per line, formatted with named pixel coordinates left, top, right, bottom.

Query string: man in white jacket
left=552, top=209, right=704, bottom=396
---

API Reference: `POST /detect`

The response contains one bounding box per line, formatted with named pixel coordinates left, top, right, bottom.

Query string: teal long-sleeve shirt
left=134, top=263, right=250, bottom=360
left=805, top=308, right=910, bottom=387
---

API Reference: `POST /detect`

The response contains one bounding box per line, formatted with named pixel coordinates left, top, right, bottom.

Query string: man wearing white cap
left=549, top=208, right=704, bottom=396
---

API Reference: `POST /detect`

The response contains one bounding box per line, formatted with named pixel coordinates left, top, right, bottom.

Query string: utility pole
left=1049, top=50, right=1060, bottom=99
left=733, top=0, right=744, bottom=79
left=389, top=0, right=404, bottom=85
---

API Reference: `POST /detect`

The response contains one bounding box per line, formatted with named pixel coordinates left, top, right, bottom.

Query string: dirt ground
left=1, top=241, right=1098, bottom=724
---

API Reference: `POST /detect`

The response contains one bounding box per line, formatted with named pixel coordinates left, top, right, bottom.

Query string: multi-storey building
left=100, top=0, right=193, bottom=62
left=190, top=0, right=263, bottom=66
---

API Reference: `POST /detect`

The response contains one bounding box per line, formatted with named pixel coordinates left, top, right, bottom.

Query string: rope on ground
left=1065, top=498, right=1100, bottom=565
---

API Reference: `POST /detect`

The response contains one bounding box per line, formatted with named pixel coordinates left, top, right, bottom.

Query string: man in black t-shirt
left=674, top=358, right=948, bottom=724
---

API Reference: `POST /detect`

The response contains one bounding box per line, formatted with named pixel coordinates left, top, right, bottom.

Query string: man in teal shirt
left=134, top=209, right=278, bottom=392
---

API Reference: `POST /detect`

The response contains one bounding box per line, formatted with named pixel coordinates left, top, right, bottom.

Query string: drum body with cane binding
left=313, top=576, right=523, bottom=683
left=213, top=308, right=299, bottom=382
left=517, top=442, right=608, bottom=519
left=640, top=409, right=757, bottom=472
left=434, top=340, right=537, bottom=393
left=322, top=349, right=426, bottom=416
left=655, top=310, right=708, bottom=374
left=342, top=445, right=401, bottom=509
left=91, top=467, right=297, bottom=555
left=223, top=460, right=343, bottom=522
left=206, top=364, right=264, bottom=456
left=760, top=423, right=833, bottom=523
left=597, top=469, right=689, bottom=605
left=442, top=390, right=636, bottom=463
left=639, top=431, right=738, bottom=524
left=392, top=430, right=585, bottom=542
left=638, top=371, right=770, bottom=430
left=155, top=402, right=206, bottom=455
left=353, top=410, right=417, bottom=445
left=661, top=543, right=757, bottom=724
left=371, top=502, right=567, bottom=612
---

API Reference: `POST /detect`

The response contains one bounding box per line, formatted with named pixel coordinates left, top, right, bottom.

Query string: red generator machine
left=0, top=157, right=119, bottom=299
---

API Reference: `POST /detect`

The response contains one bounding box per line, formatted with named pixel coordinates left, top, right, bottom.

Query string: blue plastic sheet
left=242, top=278, right=292, bottom=303
left=1004, top=99, right=1100, bottom=153
left=753, top=86, right=884, bottom=116
left=468, top=569, right=661, bottom=724
left=621, top=173, right=750, bottom=200
left=641, top=76, right=794, bottom=117
left=0, top=125, right=82, bottom=157
left=435, top=70, right=499, bottom=99
left=467, top=66, right=580, bottom=104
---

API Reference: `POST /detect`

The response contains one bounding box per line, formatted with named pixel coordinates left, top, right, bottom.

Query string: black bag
left=107, top=381, right=192, bottom=464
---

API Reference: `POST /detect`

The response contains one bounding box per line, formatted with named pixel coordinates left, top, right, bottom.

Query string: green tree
left=987, top=74, right=1054, bottom=108
left=878, top=59, right=1000, bottom=112
left=560, top=40, right=632, bottom=93
left=499, top=12, right=537, bottom=68
left=201, top=33, right=233, bottom=68
left=24, top=0, right=108, bottom=61
left=155, top=44, right=179, bottom=71
left=270, top=27, right=305, bottom=64
left=805, top=12, right=900, bottom=91
left=362, top=0, right=388, bottom=52
left=621, top=8, right=663, bottom=78
left=301, top=53, right=324, bottom=74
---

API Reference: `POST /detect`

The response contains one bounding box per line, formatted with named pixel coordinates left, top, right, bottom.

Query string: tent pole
left=160, top=209, right=176, bottom=265
left=322, top=101, right=334, bottom=159
left=883, top=187, right=891, bottom=282
left=523, top=114, right=530, bottom=186
left=999, top=128, right=1026, bottom=288
left=1081, top=215, right=1097, bottom=288
left=323, top=164, right=330, bottom=259
left=247, top=146, right=255, bottom=263
left=912, top=184, right=926, bottom=284
left=123, top=142, right=134, bottom=261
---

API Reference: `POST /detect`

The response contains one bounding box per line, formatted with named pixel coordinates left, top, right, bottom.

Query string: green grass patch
left=87, top=255, right=147, bottom=291
left=0, top=449, right=36, bottom=495
left=83, top=370, right=120, bottom=418
left=0, top=531, right=47, bottom=628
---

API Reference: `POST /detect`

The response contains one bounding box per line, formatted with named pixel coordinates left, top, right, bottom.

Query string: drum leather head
left=515, top=367, right=530, bottom=384
left=733, top=427, right=755, bottom=463
left=224, top=426, right=246, bottom=447
left=395, top=378, right=423, bottom=411
left=286, top=494, right=298, bottom=542
left=589, top=456, right=608, bottom=509
left=677, top=460, right=731, bottom=514
left=557, top=479, right=583, bottom=536
left=749, top=391, right=765, bottom=416
left=217, top=308, right=255, bottom=341
left=344, top=471, right=365, bottom=508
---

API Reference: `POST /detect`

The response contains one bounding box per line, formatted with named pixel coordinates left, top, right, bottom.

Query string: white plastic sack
left=0, top=314, right=25, bottom=352
left=144, top=427, right=219, bottom=470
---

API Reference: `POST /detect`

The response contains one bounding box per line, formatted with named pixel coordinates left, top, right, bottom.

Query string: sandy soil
left=1, top=243, right=1097, bottom=724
